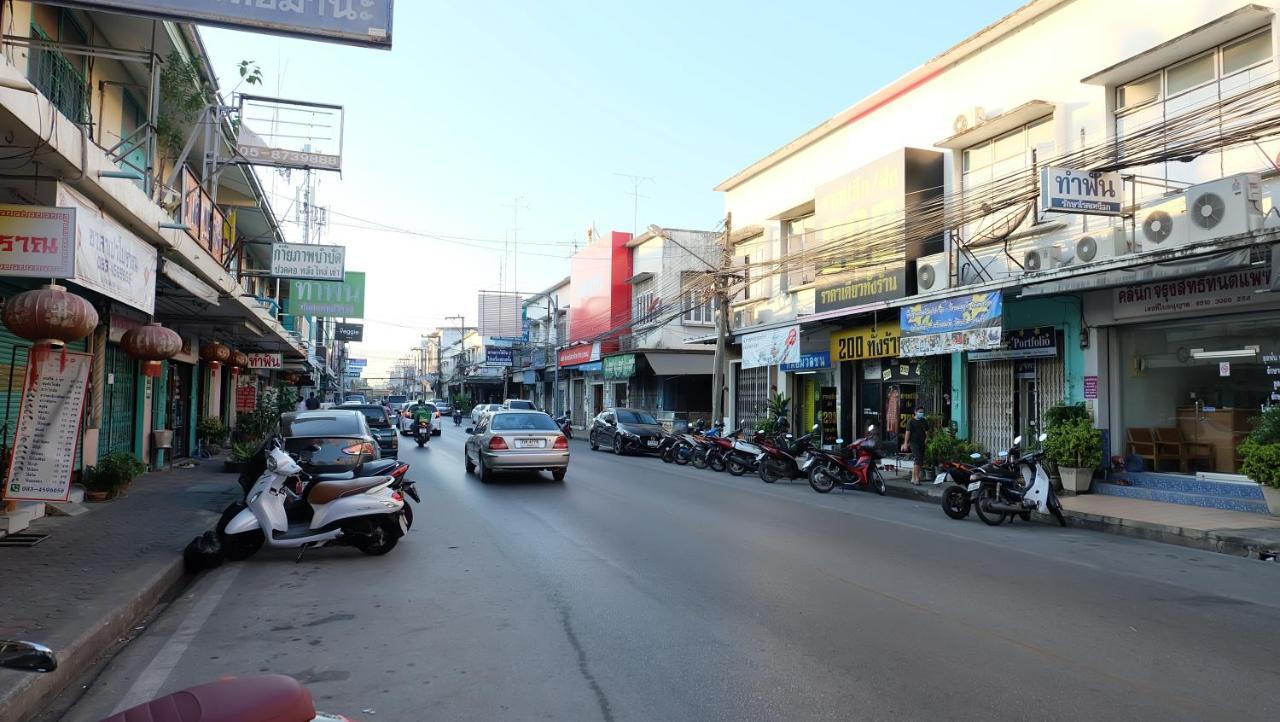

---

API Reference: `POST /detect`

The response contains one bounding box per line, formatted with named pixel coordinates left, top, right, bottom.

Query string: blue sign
left=485, top=346, right=513, bottom=366
left=781, top=351, right=832, bottom=372
left=574, top=361, right=603, bottom=372
left=347, top=358, right=367, bottom=368
left=522, top=318, right=531, bottom=342
left=901, top=291, right=1003, bottom=335
left=530, top=348, right=547, bottom=369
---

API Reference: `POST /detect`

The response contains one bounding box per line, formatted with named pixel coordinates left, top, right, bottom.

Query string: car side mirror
left=0, top=640, right=57, bottom=672
left=465, top=427, right=474, bottom=435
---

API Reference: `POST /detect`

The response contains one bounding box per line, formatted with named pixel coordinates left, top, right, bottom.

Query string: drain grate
left=0, top=533, right=50, bottom=547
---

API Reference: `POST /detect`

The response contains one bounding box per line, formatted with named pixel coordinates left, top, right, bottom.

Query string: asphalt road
left=55, top=426, right=1280, bottom=721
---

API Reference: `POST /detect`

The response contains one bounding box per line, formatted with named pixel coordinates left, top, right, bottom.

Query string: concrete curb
left=2, top=558, right=188, bottom=722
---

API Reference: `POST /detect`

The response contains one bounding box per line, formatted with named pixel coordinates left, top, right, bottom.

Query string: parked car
left=464, top=410, right=569, bottom=482
left=432, top=399, right=453, bottom=415
left=399, top=401, right=442, bottom=436
left=472, top=403, right=502, bottom=425
left=338, top=402, right=398, bottom=458
left=589, top=408, right=665, bottom=455
left=502, top=399, right=537, bottom=411
left=269, top=409, right=379, bottom=479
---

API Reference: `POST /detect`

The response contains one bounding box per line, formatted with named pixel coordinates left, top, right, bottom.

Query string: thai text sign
left=54, top=1, right=395, bottom=48
left=603, top=353, right=636, bottom=379
left=741, top=325, right=800, bottom=369
left=1114, top=268, right=1269, bottom=320
left=271, top=242, right=346, bottom=281
left=899, top=291, right=1003, bottom=356
left=4, top=350, right=92, bottom=502
left=58, top=185, right=158, bottom=314
left=819, top=387, right=838, bottom=445
left=286, top=271, right=365, bottom=318
left=1039, top=166, right=1123, bottom=216
left=781, top=351, right=832, bottom=372
left=235, top=382, right=258, bottom=412
left=815, top=264, right=905, bottom=314
left=559, top=343, right=600, bottom=366
left=830, top=320, right=901, bottom=362
left=246, top=352, right=283, bottom=369
left=0, top=205, right=75, bottom=278
left=485, top=346, right=513, bottom=366
left=968, top=326, right=1058, bottom=361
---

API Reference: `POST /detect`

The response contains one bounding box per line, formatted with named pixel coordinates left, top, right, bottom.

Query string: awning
left=645, top=352, right=712, bottom=376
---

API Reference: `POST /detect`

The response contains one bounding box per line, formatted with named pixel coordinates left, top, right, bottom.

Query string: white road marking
left=112, top=564, right=244, bottom=712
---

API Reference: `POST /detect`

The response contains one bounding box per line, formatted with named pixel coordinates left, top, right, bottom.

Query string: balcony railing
left=28, top=32, right=88, bottom=124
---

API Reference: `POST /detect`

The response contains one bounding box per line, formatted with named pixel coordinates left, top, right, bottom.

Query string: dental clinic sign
left=1039, top=166, right=1123, bottom=216
left=271, top=242, right=345, bottom=281
left=51, top=1, right=396, bottom=48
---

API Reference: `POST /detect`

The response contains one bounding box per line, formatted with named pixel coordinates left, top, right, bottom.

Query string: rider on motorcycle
left=452, top=406, right=463, bottom=425
left=411, top=402, right=434, bottom=432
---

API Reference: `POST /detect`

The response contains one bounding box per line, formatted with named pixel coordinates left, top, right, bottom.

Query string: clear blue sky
left=203, top=0, right=1023, bottom=377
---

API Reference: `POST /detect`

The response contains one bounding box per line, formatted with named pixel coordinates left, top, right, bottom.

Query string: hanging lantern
left=1, top=283, right=98, bottom=346
left=200, top=341, right=230, bottom=370
left=229, top=350, right=249, bottom=376
left=121, top=323, right=182, bottom=378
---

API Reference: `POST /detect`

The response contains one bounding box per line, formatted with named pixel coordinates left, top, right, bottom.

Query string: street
left=55, top=427, right=1280, bottom=722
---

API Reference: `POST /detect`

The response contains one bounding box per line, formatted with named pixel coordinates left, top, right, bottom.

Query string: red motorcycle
left=807, top=426, right=886, bottom=495
left=756, top=424, right=820, bottom=483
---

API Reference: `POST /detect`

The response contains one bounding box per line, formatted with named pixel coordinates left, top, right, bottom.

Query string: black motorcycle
left=453, top=409, right=463, bottom=426
left=756, top=426, right=819, bottom=483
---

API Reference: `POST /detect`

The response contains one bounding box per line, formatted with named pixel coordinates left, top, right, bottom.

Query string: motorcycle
left=453, top=409, right=463, bottom=426
left=934, top=450, right=1019, bottom=520
left=726, top=429, right=775, bottom=476
left=415, top=418, right=432, bottom=447
left=807, top=425, right=886, bottom=495
left=0, top=640, right=353, bottom=721
left=703, top=427, right=740, bottom=472
left=554, top=414, right=574, bottom=439
left=756, top=424, right=820, bottom=483
left=969, top=433, right=1067, bottom=527
left=216, top=440, right=408, bottom=560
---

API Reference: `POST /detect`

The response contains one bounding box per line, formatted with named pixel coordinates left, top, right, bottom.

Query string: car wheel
left=613, top=435, right=624, bottom=455
left=476, top=455, right=490, bottom=483
left=552, top=467, right=566, bottom=482
left=464, top=447, right=475, bottom=473
left=589, top=432, right=599, bottom=451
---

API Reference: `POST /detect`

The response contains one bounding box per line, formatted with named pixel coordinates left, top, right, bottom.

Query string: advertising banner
left=235, top=382, right=257, bottom=413
left=271, top=242, right=346, bottom=281
left=286, top=271, right=365, bottom=318
left=830, top=320, right=901, bottom=363
left=780, top=351, right=832, bottom=372
left=741, top=325, right=800, bottom=369
left=0, top=204, right=75, bottom=278
left=334, top=322, right=364, bottom=342
left=558, top=343, right=600, bottom=367
left=246, top=352, right=283, bottom=369
left=4, top=350, right=92, bottom=502
left=899, top=291, right=1003, bottom=356
left=479, top=292, right=524, bottom=340
left=603, top=353, right=636, bottom=379
left=485, top=346, right=513, bottom=366
left=1113, top=268, right=1270, bottom=321
left=1039, top=167, right=1123, bottom=216
left=967, top=326, right=1059, bottom=361
left=815, top=265, right=906, bottom=314
left=58, top=185, right=157, bottom=314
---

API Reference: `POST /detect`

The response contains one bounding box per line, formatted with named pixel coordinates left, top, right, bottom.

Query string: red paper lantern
left=122, top=322, right=182, bottom=378
left=1, top=283, right=98, bottom=345
left=200, top=341, right=230, bottom=370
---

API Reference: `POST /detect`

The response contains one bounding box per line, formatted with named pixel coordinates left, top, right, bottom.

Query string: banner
left=0, top=204, right=75, bottom=278
left=58, top=185, right=158, bottom=314
left=815, top=265, right=906, bottom=314
left=334, top=322, right=364, bottom=342
left=558, top=343, right=600, bottom=366
left=485, top=346, right=513, bottom=366
left=830, top=320, right=901, bottom=362
left=246, top=352, right=283, bottom=369
left=271, top=242, right=346, bottom=281
left=1113, top=268, right=1270, bottom=321
left=4, top=350, right=92, bottom=502
left=603, top=353, right=636, bottom=379
left=741, top=325, right=800, bottom=369
left=347, top=358, right=367, bottom=368
left=899, top=291, right=1002, bottom=356
left=968, top=326, right=1059, bottom=361
left=235, top=382, right=258, bottom=412
left=1039, top=166, right=1123, bottom=216
left=286, top=271, right=365, bottom=318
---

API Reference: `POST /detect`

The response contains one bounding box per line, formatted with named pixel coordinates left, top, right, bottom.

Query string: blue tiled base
left=1095, top=482, right=1269, bottom=514
left=1110, top=472, right=1265, bottom=500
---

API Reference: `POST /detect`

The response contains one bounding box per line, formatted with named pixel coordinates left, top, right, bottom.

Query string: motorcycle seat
left=100, top=675, right=315, bottom=722
left=308, top=477, right=389, bottom=505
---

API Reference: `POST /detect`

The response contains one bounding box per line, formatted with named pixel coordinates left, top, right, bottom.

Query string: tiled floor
left=1061, top=494, right=1280, bottom=531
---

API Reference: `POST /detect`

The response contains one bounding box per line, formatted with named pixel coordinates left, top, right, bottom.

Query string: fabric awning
left=645, top=352, right=712, bottom=376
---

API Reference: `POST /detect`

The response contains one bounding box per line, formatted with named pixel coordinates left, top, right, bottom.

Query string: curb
left=1, top=558, right=189, bottom=722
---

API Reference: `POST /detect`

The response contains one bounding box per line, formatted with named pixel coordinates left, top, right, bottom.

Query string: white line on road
left=111, top=564, right=244, bottom=712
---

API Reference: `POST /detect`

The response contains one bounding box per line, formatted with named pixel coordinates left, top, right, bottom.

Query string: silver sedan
left=464, top=410, right=570, bottom=482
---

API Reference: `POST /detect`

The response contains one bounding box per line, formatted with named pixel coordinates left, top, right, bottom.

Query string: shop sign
left=741, top=325, right=800, bottom=369
left=815, top=264, right=906, bottom=314
left=286, top=271, right=365, bottom=318
left=4, top=350, right=92, bottom=502
left=235, top=382, right=257, bottom=412
left=0, top=204, right=76, bottom=278
left=558, top=342, right=600, bottom=366
left=830, top=321, right=901, bottom=362
left=485, top=346, right=513, bottom=366
left=576, top=361, right=603, bottom=372
left=58, top=185, right=158, bottom=314
left=347, top=358, right=367, bottom=368
left=781, top=351, right=832, bottom=372
left=1039, top=166, right=1123, bottom=216
left=1083, top=376, right=1098, bottom=399
left=271, top=242, right=346, bottom=281
left=334, top=322, right=364, bottom=342
left=603, top=353, right=636, bottom=379
left=968, top=326, right=1058, bottom=361
left=819, top=387, right=838, bottom=445
left=1113, top=268, right=1270, bottom=321
left=246, top=352, right=283, bottom=369
left=899, top=291, right=1003, bottom=356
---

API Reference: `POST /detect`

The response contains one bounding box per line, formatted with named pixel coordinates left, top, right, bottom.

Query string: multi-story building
left=557, top=231, right=632, bottom=426
left=519, top=277, right=570, bottom=413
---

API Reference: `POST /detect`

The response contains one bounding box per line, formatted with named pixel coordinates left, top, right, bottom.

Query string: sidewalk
left=0, top=460, right=240, bottom=722
left=879, top=469, right=1280, bottom=558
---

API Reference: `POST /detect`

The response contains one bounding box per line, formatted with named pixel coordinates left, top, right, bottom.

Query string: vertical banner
left=819, top=387, right=838, bottom=446
left=4, top=350, right=93, bottom=502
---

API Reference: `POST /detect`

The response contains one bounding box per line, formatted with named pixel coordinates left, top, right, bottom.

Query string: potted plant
left=196, top=416, right=227, bottom=454
left=1044, top=416, right=1102, bottom=493
left=924, top=424, right=978, bottom=477
left=86, top=452, right=146, bottom=501
left=224, top=441, right=260, bottom=473
left=1237, top=405, right=1280, bottom=516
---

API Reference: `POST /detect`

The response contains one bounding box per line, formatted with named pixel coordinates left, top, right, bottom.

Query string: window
left=783, top=215, right=816, bottom=290
left=1166, top=52, right=1215, bottom=96
left=352, top=406, right=390, bottom=427
left=1223, top=32, right=1271, bottom=75
left=491, top=413, right=558, bottom=431
left=28, top=11, right=89, bottom=124
left=960, top=117, right=1053, bottom=243
left=280, top=413, right=365, bottom=437
left=633, top=279, right=658, bottom=326
left=1117, top=73, right=1160, bottom=110
left=681, top=271, right=715, bottom=325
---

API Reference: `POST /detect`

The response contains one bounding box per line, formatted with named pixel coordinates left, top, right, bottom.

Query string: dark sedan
left=237, top=410, right=380, bottom=494
left=588, top=408, right=666, bottom=455
left=338, top=403, right=399, bottom=458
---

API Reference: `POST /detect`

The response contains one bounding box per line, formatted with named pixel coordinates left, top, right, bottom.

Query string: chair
left=1154, top=428, right=1213, bottom=474
left=1126, top=428, right=1160, bottom=471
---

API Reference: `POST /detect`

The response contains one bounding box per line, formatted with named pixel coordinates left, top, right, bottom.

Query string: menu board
left=4, top=350, right=92, bottom=502
left=236, top=383, right=257, bottom=413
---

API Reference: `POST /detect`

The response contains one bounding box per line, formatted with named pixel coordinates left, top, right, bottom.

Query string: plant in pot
left=924, top=424, right=978, bottom=477
left=86, top=452, right=146, bottom=501
left=196, top=416, right=227, bottom=455
left=1237, top=405, right=1280, bottom=516
left=1044, top=415, right=1102, bottom=493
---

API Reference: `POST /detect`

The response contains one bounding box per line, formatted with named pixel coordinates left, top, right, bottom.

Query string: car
left=432, top=399, right=453, bottom=415
left=502, top=399, right=537, bottom=411
left=471, top=403, right=502, bottom=425
left=338, top=403, right=398, bottom=458
left=279, top=409, right=379, bottom=474
left=344, top=393, right=367, bottom=404
left=399, top=401, right=442, bottom=436
left=589, top=408, right=665, bottom=455
left=463, top=410, right=569, bottom=482
left=386, top=394, right=408, bottom=410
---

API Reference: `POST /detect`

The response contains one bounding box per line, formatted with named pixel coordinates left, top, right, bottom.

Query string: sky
left=202, top=0, right=1024, bottom=381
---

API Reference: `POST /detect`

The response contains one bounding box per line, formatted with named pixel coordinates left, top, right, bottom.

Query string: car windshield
left=351, top=406, right=389, bottom=427
left=281, top=412, right=365, bottom=436
left=491, top=413, right=559, bottom=431
left=617, top=410, right=658, bottom=425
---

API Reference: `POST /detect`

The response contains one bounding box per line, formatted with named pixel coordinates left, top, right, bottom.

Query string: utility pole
left=711, top=212, right=732, bottom=428
left=446, top=314, right=465, bottom=406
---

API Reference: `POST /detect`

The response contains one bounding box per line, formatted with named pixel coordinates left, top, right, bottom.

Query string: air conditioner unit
left=1073, top=227, right=1129, bottom=264
left=1184, top=173, right=1262, bottom=243
left=1136, top=193, right=1187, bottom=250
left=957, top=252, right=1011, bottom=285
left=1022, top=244, right=1065, bottom=273
left=915, top=252, right=950, bottom=292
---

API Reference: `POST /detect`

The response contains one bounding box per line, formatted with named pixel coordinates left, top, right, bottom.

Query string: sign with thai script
left=1113, top=268, right=1270, bottom=320
left=899, top=291, right=1002, bottom=356
left=53, top=1, right=396, bottom=48
left=485, top=346, right=513, bottom=366
left=1039, top=166, right=1123, bottom=215
left=235, top=382, right=258, bottom=412
left=830, top=321, right=901, bottom=363
left=0, top=204, right=75, bottom=278
left=286, top=271, right=365, bottom=318
left=603, top=353, right=636, bottom=379
left=741, top=325, right=800, bottom=369
left=781, top=351, right=832, bottom=372
left=4, top=350, right=91, bottom=502
left=334, top=322, right=363, bottom=342
left=246, top=352, right=283, bottom=369
left=815, top=265, right=906, bottom=314
left=271, top=242, right=346, bottom=281
left=819, top=387, right=838, bottom=445
left=558, top=343, right=600, bottom=366
left=347, top=357, right=367, bottom=368
left=57, top=185, right=158, bottom=314
left=1083, top=376, right=1098, bottom=399
left=968, top=326, right=1058, bottom=361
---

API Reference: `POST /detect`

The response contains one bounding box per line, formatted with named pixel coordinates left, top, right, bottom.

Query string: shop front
left=968, top=326, right=1067, bottom=453
left=781, top=351, right=833, bottom=437
left=559, top=343, right=602, bottom=426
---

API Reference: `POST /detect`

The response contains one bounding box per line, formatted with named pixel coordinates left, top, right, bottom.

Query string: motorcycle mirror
left=786, top=434, right=794, bottom=439
left=1037, top=432, right=1048, bottom=442
left=0, top=640, right=57, bottom=673
left=835, top=438, right=845, bottom=445
left=970, top=452, right=982, bottom=460
left=1012, top=435, right=1023, bottom=446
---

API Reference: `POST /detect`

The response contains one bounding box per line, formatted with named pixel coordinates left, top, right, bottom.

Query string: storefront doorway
left=614, top=382, right=628, bottom=408
left=101, top=343, right=137, bottom=458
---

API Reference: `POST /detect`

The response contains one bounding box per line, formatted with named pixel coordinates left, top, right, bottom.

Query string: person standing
left=901, top=406, right=930, bottom=485
left=295, top=394, right=307, bottom=413
left=305, top=392, right=320, bottom=410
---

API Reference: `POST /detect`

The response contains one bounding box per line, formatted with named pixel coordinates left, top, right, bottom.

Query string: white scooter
left=969, top=433, right=1067, bottom=527
left=216, top=442, right=408, bottom=560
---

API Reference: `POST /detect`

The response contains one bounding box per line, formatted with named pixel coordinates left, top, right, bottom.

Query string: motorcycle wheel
left=353, top=517, right=399, bottom=556
left=758, top=460, right=782, bottom=483
left=708, top=453, right=726, bottom=473
left=808, top=464, right=837, bottom=494
left=661, top=446, right=675, bottom=463
left=1049, top=495, right=1067, bottom=527
left=942, top=486, right=970, bottom=519
left=403, top=502, right=414, bottom=530
left=1018, top=511, right=1032, bottom=522
left=216, top=502, right=263, bottom=561
left=691, top=450, right=707, bottom=469
left=674, top=448, right=690, bottom=466
left=726, top=458, right=746, bottom=476
left=974, top=487, right=1008, bottom=526
left=871, top=469, right=887, bottom=496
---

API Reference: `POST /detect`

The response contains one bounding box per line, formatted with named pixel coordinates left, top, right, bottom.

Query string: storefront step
left=1105, top=472, right=1266, bottom=499
left=1095, top=482, right=1268, bottom=515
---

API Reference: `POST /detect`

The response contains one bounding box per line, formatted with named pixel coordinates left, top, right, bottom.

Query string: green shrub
left=1044, top=402, right=1089, bottom=429
left=1245, top=405, right=1280, bottom=446
left=196, top=416, right=226, bottom=445
left=1044, top=416, right=1102, bottom=469
left=230, top=441, right=259, bottom=462
left=87, top=451, right=146, bottom=492
left=925, top=425, right=979, bottom=467
left=1239, top=440, right=1280, bottom=488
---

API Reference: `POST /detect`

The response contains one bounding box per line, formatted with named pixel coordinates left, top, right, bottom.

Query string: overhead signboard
left=741, top=325, right=800, bottom=369
left=1039, top=167, right=1123, bottom=216
left=271, top=242, right=346, bottom=281
left=334, top=322, right=364, bottom=342
left=815, top=264, right=906, bottom=314
left=237, top=96, right=344, bottom=171
left=347, top=358, right=367, bottom=368
left=968, top=326, right=1059, bottom=361
left=246, top=352, right=283, bottom=369
left=899, top=291, right=1003, bottom=356
left=830, top=320, right=901, bottom=362
left=48, top=1, right=395, bottom=49
left=4, top=350, right=92, bottom=502
left=780, top=352, right=831, bottom=372
left=0, top=204, right=76, bottom=278
left=58, top=184, right=157, bottom=314
left=478, top=291, right=524, bottom=340
left=485, top=346, right=513, bottom=366
left=603, top=353, right=636, bottom=379
left=286, top=271, right=365, bottom=318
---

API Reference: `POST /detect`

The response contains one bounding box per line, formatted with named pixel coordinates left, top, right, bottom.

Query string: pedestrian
left=295, top=394, right=307, bottom=413
left=305, top=392, right=320, bottom=410
left=900, top=406, right=930, bottom=485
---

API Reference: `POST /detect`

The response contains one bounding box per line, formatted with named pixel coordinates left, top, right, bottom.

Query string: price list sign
left=4, top=350, right=92, bottom=502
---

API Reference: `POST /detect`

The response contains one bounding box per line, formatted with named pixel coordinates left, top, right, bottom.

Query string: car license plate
left=516, top=439, right=544, bottom=449
left=966, top=481, right=981, bottom=492
left=646, top=439, right=659, bottom=448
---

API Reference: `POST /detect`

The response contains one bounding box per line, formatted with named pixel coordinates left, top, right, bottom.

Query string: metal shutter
left=101, top=343, right=137, bottom=458
left=1036, top=355, right=1066, bottom=421
left=969, top=360, right=1014, bottom=455
left=734, top=364, right=770, bottom=430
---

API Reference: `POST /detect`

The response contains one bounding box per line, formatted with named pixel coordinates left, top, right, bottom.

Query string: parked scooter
left=217, top=440, right=408, bottom=560
left=756, top=424, right=820, bottom=483
left=807, top=425, right=886, bottom=495
left=969, top=433, right=1067, bottom=527
left=703, top=427, right=741, bottom=472
left=415, top=418, right=432, bottom=447
left=933, top=450, right=1019, bottom=520
left=726, top=429, right=774, bottom=476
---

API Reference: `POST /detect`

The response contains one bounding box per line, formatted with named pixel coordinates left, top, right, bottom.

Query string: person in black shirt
left=304, top=392, right=320, bottom=410
left=901, top=406, right=930, bottom=485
